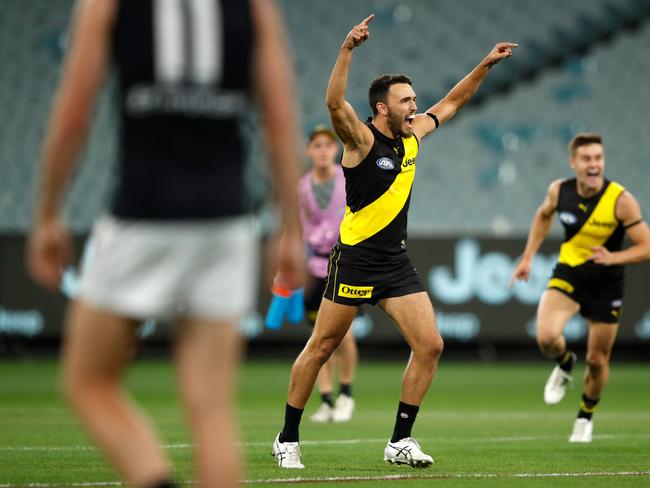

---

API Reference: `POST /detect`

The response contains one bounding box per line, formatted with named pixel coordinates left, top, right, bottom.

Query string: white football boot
left=272, top=433, right=305, bottom=469
left=384, top=437, right=434, bottom=468
left=332, top=394, right=355, bottom=422
left=309, top=402, right=333, bottom=423
left=544, top=360, right=575, bottom=405
left=569, top=418, right=593, bottom=443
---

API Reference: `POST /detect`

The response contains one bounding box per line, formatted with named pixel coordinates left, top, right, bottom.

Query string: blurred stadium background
left=1, top=0, right=649, bottom=356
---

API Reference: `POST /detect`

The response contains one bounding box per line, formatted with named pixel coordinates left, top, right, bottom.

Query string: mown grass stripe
left=3, top=432, right=650, bottom=451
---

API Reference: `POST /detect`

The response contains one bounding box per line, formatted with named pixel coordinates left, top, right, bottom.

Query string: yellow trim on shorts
left=331, top=248, right=342, bottom=301
left=324, top=249, right=335, bottom=297
left=547, top=278, right=575, bottom=294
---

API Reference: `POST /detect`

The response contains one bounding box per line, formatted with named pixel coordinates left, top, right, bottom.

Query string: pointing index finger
left=360, top=14, right=375, bottom=27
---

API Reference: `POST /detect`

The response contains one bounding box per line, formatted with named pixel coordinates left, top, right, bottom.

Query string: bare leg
left=584, top=321, right=618, bottom=399
left=536, top=289, right=579, bottom=359
left=380, top=292, right=443, bottom=406
left=175, top=317, right=242, bottom=488
left=287, top=298, right=357, bottom=408
left=334, top=327, right=357, bottom=385
left=315, top=357, right=335, bottom=396
left=62, top=300, right=170, bottom=487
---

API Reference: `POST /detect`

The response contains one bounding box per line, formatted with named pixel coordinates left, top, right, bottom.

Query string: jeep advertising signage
left=1, top=236, right=649, bottom=345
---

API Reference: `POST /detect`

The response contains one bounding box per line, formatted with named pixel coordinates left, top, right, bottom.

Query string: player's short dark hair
left=568, top=133, right=603, bottom=156
left=368, top=74, right=412, bottom=115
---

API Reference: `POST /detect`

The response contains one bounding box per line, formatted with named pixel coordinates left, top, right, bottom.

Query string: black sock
left=147, top=481, right=178, bottom=488
left=554, top=350, right=575, bottom=373
left=279, top=403, right=304, bottom=443
left=320, top=392, right=333, bottom=407
left=339, top=383, right=352, bottom=398
left=577, top=394, right=599, bottom=420
left=390, top=401, right=419, bottom=443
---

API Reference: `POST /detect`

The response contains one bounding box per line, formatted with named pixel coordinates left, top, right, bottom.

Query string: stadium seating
left=0, top=0, right=648, bottom=234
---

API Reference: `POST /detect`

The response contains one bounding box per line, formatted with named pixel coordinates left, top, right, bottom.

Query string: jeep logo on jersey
left=589, top=218, right=616, bottom=229
left=376, top=157, right=395, bottom=170
left=559, top=212, right=577, bottom=225
left=338, top=284, right=374, bottom=299
left=402, top=157, right=416, bottom=168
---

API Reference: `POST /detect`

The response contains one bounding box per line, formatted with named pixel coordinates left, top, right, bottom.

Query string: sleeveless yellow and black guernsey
left=555, top=178, right=625, bottom=275
left=339, top=122, right=418, bottom=255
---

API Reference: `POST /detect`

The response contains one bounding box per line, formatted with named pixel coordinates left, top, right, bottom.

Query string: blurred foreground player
left=511, top=133, right=650, bottom=442
left=27, top=0, right=303, bottom=487
left=272, top=14, right=516, bottom=468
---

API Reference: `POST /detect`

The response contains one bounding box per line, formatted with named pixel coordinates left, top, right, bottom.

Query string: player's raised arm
left=325, top=15, right=375, bottom=161
left=509, top=179, right=561, bottom=286
left=413, top=42, right=518, bottom=140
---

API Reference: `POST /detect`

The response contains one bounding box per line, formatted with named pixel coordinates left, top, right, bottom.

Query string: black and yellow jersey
left=555, top=178, right=625, bottom=274
left=339, top=122, right=418, bottom=255
left=549, top=178, right=626, bottom=321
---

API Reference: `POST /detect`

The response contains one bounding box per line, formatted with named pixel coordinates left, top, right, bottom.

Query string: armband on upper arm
left=623, top=219, right=643, bottom=230
left=426, top=112, right=439, bottom=129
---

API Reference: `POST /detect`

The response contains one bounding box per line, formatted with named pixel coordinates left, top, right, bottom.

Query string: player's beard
left=387, top=109, right=409, bottom=138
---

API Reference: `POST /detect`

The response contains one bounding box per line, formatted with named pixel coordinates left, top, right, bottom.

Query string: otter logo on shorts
left=338, top=283, right=374, bottom=299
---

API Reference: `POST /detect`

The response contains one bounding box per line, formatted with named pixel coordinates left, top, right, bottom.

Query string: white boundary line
left=246, top=471, right=650, bottom=483
left=1, top=470, right=649, bottom=487
left=2, top=433, right=649, bottom=452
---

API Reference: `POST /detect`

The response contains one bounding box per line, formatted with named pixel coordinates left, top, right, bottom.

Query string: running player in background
left=27, top=1, right=303, bottom=487
left=272, top=14, right=516, bottom=469
left=299, top=125, right=357, bottom=423
left=510, top=133, right=650, bottom=442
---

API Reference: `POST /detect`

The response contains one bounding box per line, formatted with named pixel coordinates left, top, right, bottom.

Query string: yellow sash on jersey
left=339, top=136, right=418, bottom=246
left=558, top=181, right=624, bottom=267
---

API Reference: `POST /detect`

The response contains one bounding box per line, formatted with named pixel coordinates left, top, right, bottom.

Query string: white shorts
left=78, top=215, right=260, bottom=322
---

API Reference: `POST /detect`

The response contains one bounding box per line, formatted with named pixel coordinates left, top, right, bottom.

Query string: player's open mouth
left=405, top=114, right=415, bottom=128
left=586, top=170, right=601, bottom=180
left=585, top=170, right=601, bottom=187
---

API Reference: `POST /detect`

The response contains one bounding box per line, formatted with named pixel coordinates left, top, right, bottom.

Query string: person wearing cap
left=299, top=126, right=358, bottom=423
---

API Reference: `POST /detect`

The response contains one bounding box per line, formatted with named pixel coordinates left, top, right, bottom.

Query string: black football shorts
left=322, top=244, right=425, bottom=306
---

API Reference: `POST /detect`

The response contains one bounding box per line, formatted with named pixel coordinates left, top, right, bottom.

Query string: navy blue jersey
left=111, top=0, right=253, bottom=219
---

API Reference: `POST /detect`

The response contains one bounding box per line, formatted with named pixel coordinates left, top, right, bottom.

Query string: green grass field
left=1, top=359, right=649, bottom=487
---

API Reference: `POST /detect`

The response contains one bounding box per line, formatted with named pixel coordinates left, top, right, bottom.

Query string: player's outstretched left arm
left=28, top=0, right=116, bottom=290
left=252, top=0, right=305, bottom=289
left=412, top=42, right=518, bottom=140
left=589, top=191, right=650, bottom=265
